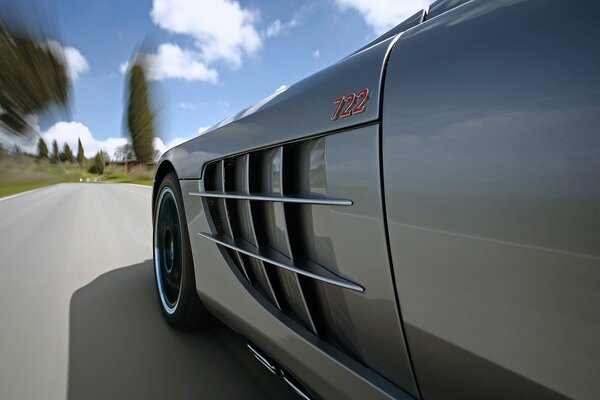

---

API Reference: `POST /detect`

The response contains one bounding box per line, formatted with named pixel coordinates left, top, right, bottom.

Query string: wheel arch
left=152, top=159, right=177, bottom=216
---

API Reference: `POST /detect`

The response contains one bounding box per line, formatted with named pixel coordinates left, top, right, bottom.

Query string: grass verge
left=0, top=180, right=63, bottom=197
left=97, top=165, right=154, bottom=186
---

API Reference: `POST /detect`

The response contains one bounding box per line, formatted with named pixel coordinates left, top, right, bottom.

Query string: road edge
left=0, top=184, right=58, bottom=202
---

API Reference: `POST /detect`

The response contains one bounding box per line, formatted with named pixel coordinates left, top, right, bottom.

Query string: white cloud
left=46, top=40, right=90, bottom=81
left=146, top=44, right=218, bottom=82
left=265, top=18, right=298, bottom=38
left=42, top=121, right=126, bottom=159
left=119, top=61, right=129, bottom=75
left=63, top=47, right=90, bottom=81
left=274, top=85, right=288, bottom=93
left=312, top=49, right=320, bottom=59
left=40, top=121, right=199, bottom=160
left=141, top=1, right=303, bottom=81
left=198, top=126, right=210, bottom=135
left=119, top=44, right=218, bottom=83
left=334, top=0, right=432, bottom=34
left=150, top=0, right=262, bottom=69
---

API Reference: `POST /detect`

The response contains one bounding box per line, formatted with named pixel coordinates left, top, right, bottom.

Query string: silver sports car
left=152, top=0, right=600, bottom=398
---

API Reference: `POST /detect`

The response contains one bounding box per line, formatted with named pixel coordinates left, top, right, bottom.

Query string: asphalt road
left=0, top=183, right=294, bottom=399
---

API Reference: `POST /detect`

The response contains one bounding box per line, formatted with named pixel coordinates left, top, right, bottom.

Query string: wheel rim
left=154, top=186, right=183, bottom=314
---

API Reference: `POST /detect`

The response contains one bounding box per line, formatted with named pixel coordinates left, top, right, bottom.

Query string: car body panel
left=158, top=35, right=397, bottom=180
left=349, top=9, right=426, bottom=57
left=382, top=0, right=600, bottom=399
left=178, top=125, right=418, bottom=399
left=427, top=0, right=471, bottom=19
left=154, top=0, right=600, bottom=398
left=284, top=127, right=417, bottom=394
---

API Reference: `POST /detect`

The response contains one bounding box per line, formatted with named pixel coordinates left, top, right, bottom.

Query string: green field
left=0, top=180, right=64, bottom=197
left=0, top=154, right=153, bottom=197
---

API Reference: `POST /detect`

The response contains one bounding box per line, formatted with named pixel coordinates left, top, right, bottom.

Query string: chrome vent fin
left=196, top=140, right=362, bottom=334
left=190, top=191, right=352, bottom=205
left=198, top=232, right=363, bottom=292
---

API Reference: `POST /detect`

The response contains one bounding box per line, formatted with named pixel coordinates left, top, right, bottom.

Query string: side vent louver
left=192, top=140, right=363, bottom=334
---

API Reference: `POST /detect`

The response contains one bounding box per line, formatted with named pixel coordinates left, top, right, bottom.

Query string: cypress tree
left=63, top=143, right=73, bottom=163
left=51, top=139, right=59, bottom=163
left=126, top=62, right=155, bottom=163
left=37, top=137, right=48, bottom=158
left=77, top=137, right=84, bottom=165
left=88, top=151, right=105, bottom=174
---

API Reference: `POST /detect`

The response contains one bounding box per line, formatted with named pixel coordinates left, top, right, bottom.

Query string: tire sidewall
left=153, top=173, right=197, bottom=326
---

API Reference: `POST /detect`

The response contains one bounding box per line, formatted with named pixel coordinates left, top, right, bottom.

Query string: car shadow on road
left=67, top=260, right=295, bottom=399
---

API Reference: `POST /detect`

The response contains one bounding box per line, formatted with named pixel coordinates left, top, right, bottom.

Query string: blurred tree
left=63, top=142, right=73, bottom=163
left=114, top=143, right=135, bottom=162
left=37, top=137, right=48, bottom=158
left=0, top=20, right=69, bottom=136
left=126, top=62, right=154, bottom=163
left=51, top=139, right=59, bottom=163
left=88, top=151, right=105, bottom=174
left=77, top=137, right=84, bottom=165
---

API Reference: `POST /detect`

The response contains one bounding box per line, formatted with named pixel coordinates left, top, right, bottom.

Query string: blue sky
left=23, top=0, right=433, bottom=158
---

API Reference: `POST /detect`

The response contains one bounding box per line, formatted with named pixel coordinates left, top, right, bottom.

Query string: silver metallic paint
left=179, top=180, right=412, bottom=400
left=383, top=0, right=600, bottom=399
left=157, top=35, right=397, bottom=179
left=291, top=127, right=419, bottom=395
left=155, top=0, right=600, bottom=398
left=427, top=0, right=472, bottom=19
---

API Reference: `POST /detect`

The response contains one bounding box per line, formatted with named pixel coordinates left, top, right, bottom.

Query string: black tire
left=153, top=172, right=214, bottom=329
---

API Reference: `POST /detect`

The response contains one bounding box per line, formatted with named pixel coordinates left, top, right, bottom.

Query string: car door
left=382, top=0, right=600, bottom=399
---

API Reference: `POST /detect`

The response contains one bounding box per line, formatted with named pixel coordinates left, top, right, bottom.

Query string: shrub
left=88, top=152, right=105, bottom=174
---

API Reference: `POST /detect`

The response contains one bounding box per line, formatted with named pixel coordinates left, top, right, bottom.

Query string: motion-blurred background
left=0, top=0, right=432, bottom=196
left=0, top=1, right=433, bottom=399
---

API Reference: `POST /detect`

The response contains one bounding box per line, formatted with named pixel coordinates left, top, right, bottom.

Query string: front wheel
left=153, top=172, right=214, bottom=329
